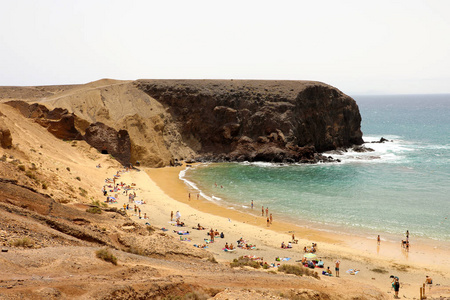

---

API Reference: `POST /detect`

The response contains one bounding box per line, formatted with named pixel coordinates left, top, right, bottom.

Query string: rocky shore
left=1, top=79, right=363, bottom=166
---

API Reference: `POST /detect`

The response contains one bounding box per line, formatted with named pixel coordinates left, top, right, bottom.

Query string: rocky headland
left=0, top=79, right=363, bottom=167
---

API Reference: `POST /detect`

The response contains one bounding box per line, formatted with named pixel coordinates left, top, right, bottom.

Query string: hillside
left=0, top=79, right=363, bottom=167
left=0, top=102, right=388, bottom=299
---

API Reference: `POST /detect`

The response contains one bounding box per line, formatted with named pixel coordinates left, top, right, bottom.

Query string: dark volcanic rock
left=135, top=80, right=363, bottom=163
left=0, top=127, right=12, bottom=149
left=84, top=122, right=131, bottom=166
left=0, top=113, right=12, bottom=149
left=5, top=101, right=83, bottom=140
left=352, top=145, right=375, bottom=152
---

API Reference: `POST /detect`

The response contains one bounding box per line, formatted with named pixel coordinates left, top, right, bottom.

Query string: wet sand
left=108, top=165, right=450, bottom=299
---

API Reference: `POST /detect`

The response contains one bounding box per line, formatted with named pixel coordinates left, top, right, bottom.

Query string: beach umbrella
left=303, top=253, right=317, bottom=259
left=109, top=197, right=116, bottom=200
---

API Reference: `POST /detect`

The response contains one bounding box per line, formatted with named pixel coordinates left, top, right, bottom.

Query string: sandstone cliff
left=0, top=79, right=363, bottom=166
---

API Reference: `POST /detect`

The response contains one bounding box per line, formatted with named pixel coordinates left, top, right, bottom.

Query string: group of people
left=102, top=169, right=148, bottom=220
left=281, top=241, right=293, bottom=249
left=303, top=243, right=317, bottom=253
left=401, top=230, right=410, bottom=251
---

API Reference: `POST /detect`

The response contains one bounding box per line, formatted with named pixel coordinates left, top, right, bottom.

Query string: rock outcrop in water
left=0, top=79, right=364, bottom=166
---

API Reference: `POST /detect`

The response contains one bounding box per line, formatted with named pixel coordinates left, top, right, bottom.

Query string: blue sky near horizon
left=1, top=0, right=449, bottom=95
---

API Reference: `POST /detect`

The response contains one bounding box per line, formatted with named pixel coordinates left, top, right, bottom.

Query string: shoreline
left=105, top=165, right=450, bottom=299
left=148, top=165, right=450, bottom=267
left=179, top=163, right=450, bottom=252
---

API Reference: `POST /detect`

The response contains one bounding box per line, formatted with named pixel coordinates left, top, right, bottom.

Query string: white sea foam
left=325, top=135, right=415, bottom=164
left=179, top=165, right=222, bottom=203
left=241, top=161, right=284, bottom=167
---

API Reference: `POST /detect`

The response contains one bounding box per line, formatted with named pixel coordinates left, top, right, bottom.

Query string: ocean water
left=182, top=94, right=450, bottom=242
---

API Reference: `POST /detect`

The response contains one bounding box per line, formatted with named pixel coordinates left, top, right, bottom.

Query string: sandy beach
left=104, top=164, right=450, bottom=299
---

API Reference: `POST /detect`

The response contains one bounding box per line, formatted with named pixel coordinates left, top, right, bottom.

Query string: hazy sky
left=1, top=0, right=449, bottom=94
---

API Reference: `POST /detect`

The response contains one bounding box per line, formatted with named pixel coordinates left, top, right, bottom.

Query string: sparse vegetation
left=86, top=206, right=102, bottom=214
left=42, top=182, right=48, bottom=189
left=18, top=165, right=26, bottom=171
left=75, top=176, right=81, bottom=181
left=371, top=267, right=388, bottom=274
left=25, top=170, right=36, bottom=179
left=30, top=163, right=37, bottom=170
left=392, top=263, right=409, bottom=272
left=86, top=199, right=106, bottom=214
left=79, top=187, right=87, bottom=197
left=230, top=256, right=261, bottom=269
left=208, top=256, right=218, bottom=264
left=92, top=199, right=107, bottom=208
left=11, top=237, right=35, bottom=248
left=278, top=264, right=320, bottom=279
left=66, top=167, right=70, bottom=172
left=95, top=248, right=117, bottom=265
left=0, top=154, right=7, bottom=162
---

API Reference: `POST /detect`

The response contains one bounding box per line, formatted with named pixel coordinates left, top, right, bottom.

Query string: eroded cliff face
left=134, top=80, right=363, bottom=163
left=1, top=79, right=363, bottom=166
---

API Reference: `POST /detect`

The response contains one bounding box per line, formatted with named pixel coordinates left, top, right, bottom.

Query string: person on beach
left=197, top=193, right=199, bottom=200
left=175, top=211, right=181, bottom=221
left=335, top=260, right=340, bottom=277
left=326, top=266, right=332, bottom=276
left=251, top=200, right=253, bottom=209
left=209, top=229, right=215, bottom=242
left=262, top=206, right=264, bottom=216
left=170, top=211, right=173, bottom=221
left=406, top=230, right=409, bottom=240
left=393, top=277, right=400, bottom=298
left=425, top=275, right=433, bottom=285
left=270, top=213, right=273, bottom=224
left=188, top=193, right=191, bottom=201
left=267, top=217, right=270, bottom=227
left=377, top=235, right=381, bottom=245
left=265, top=207, right=269, bottom=217
left=143, top=213, right=147, bottom=219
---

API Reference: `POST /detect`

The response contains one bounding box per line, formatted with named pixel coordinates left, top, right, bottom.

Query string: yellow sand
left=106, top=165, right=450, bottom=299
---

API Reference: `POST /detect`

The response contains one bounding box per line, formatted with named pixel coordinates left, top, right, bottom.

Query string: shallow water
left=182, top=94, right=450, bottom=242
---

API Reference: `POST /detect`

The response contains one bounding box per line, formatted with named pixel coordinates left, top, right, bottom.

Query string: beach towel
left=174, top=230, right=189, bottom=235
left=161, top=228, right=169, bottom=231
left=282, top=257, right=291, bottom=261
left=346, top=269, right=359, bottom=275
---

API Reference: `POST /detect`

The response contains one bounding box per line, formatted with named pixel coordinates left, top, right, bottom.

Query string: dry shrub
left=86, top=206, right=102, bottom=214
left=12, top=237, right=35, bottom=248
left=95, top=248, right=117, bottom=265
left=230, top=256, right=260, bottom=269
left=25, top=170, right=36, bottom=179
left=18, top=165, right=25, bottom=171
left=371, top=268, right=388, bottom=274
left=79, top=187, right=87, bottom=197
left=278, top=264, right=320, bottom=279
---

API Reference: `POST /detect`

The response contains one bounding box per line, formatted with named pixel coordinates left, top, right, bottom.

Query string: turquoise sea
left=182, top=94, right=450, bottom=243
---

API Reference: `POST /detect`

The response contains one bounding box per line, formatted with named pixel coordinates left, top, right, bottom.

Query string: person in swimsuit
left=335, top=260, right=340, bottom=277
